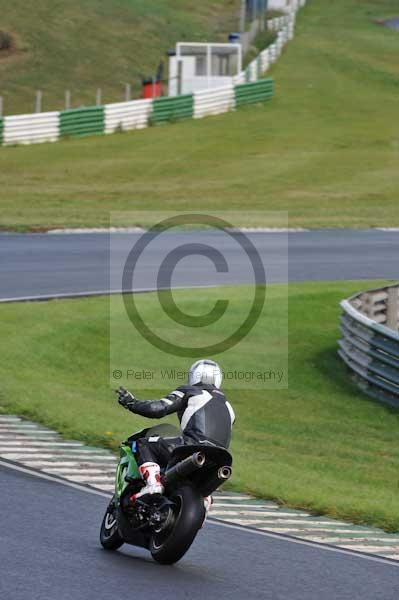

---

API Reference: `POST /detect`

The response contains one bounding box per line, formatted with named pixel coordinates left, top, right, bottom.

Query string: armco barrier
left=0, top=80, right=274, bottom=147
left=235, top=79, right=274, bottom=107
left=60, top=106, right=105, bottom=138
left=151, top=94, right=193, bottom=125
left=105, top=99, right=152, bottom=134
left=268, top=15, right=291, bottom=32
left=233, top=71, right=246, bottom=85
left=3, top=112, right=59, bottom=146
left=260, top=48, right=271, bottom=72
left=339, top=285, right=399, bottom=408
left=194, top=85, right=235, bottom=119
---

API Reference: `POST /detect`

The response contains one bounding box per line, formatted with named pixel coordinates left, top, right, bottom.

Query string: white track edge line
left=207, top=519, right=399, bottom=567
left=1, top=458, right=398, bottom=568
left=45, top=227, right=309, bottom=234
left=0, top=284, right=221, bottom=304
left=0, top=458, right=110, bottom=499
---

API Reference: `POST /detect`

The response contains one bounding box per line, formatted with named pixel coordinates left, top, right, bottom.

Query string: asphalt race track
left=1, top=230, right=398, bottom=598
left=1, top=463, right=399, bottom=600
left=0, top=229, right=398, bottom=300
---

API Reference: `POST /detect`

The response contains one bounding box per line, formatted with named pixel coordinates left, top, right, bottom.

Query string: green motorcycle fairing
left=115, top=443, right=140, bottom=501
left=113, top=424, right=181, bottom=503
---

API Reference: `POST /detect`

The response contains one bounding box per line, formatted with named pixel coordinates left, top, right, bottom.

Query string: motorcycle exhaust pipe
left=163, top=452, right=206, bottom=487
left=200, top=465, right=233, bottom=497
left=218, top=466, right=232, bottom=481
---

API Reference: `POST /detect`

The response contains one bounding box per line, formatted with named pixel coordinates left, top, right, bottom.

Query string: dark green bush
left=0, top=31, right=13, bottom=52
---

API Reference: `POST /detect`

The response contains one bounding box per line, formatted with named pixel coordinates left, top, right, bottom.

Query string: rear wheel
left=100, top=498, right=124, bottom=550
left=150, top=485, right=205, bottom=565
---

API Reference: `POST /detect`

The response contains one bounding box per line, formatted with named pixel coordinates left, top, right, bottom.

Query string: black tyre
left=100, top=499, right=124, bottom=551
left=150, top=485, right=205, bottom=565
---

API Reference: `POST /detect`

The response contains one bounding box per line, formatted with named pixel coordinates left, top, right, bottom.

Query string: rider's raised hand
left=116, top=387, right=136, bottom=408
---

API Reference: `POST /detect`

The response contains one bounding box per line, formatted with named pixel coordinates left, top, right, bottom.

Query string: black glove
left=116, top=387, right=136, bottom=409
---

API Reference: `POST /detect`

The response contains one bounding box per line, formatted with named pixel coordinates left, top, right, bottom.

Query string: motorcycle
left=99, top=423, right=233, bottom=564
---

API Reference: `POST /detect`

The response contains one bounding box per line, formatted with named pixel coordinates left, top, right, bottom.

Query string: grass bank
left=1, top=0, right=399, bottom=230
left=0, top=0, right=238, bottom=116
left=1, top=280, right=399, bottom=531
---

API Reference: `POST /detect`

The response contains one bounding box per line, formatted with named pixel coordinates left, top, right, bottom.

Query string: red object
left=142, top=80, right=162, bottom=99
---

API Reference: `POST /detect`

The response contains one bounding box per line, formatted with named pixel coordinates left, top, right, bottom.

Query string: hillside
left=0, top=0, right=399, bottom=230
left=0, top=0, right=239, bottom=116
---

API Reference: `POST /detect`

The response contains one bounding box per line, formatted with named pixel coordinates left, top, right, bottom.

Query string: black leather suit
left=125, top=383, right=235, bottom=466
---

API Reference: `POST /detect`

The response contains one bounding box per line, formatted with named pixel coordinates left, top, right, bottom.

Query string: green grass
left=0, top=0, right=239, bottom=115
left=2, top=280, right=399, bottom=531
left=1, top=0, right=399, bottom=230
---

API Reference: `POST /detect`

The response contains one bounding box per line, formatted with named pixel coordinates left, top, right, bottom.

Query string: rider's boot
left=132, top=462, right=164, bottom=500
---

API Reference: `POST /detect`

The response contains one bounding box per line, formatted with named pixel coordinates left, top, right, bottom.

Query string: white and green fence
left=0, top=0, right=306, bottom=148
left=235, top=0, right=305, bottom=85
left=0, top=79, right=273, bottom=147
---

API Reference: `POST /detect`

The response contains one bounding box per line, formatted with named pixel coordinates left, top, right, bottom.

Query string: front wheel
left=100, top=498, right=124, bottom=551
left=150, top=485, right=205, bottom=565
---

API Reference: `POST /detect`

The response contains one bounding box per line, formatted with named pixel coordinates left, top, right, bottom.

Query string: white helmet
left=188, top=359, right=222, bottom=389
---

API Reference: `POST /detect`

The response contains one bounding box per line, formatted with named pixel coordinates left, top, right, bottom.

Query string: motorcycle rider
left=117, top=359, right=235, bottom=500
